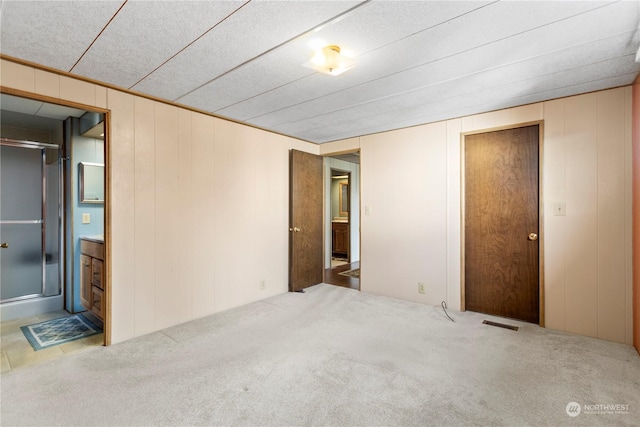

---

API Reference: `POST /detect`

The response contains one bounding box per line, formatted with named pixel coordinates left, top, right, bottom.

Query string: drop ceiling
left=1, top=0, right=639, bottom=144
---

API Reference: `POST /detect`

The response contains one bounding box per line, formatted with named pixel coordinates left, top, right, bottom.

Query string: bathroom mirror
left=339, top=182, right=349, bottom=217
left=79, top=162, right=104, bottom=203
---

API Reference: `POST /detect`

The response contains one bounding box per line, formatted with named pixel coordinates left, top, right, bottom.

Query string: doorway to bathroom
left=323, top=152, right=360, bottom=290
left=0, top=92, right=108, bottom=368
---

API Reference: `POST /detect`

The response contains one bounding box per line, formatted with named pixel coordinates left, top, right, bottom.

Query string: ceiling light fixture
left=303, top=45, right=355, bottom=76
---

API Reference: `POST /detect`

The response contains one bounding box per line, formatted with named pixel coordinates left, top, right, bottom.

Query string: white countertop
left=81, top=234, right=104, bottom=243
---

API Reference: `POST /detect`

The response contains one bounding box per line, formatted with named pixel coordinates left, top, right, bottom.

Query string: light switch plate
left=82, top=213, right=91, bottom=224
left=553, top=202, right=566, bottom=216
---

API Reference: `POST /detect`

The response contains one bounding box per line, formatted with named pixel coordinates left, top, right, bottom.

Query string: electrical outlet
left=260, top=280, right=266, bottom=290
left=418, top=282, right=425, bottom=294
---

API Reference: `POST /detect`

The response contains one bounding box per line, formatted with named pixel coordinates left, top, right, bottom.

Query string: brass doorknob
left=0, top=243, right=8, bottom=248
left=289, top=227, right=301, bottom=232
left=528, top=233, right=538, bottom=241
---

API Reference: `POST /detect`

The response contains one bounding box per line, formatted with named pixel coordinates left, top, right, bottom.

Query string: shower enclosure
left=0, top=139, right=64, bottom=321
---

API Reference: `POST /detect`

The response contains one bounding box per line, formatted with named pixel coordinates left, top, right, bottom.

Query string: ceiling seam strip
left=128, top=0, right=253, bottom=90
left=213, top=0, right=499, bottom=114
left=295, top=53, right=638, bottom=137
left=268, top=29, right=639, bottom=131
left=69, top=0, right=129, bottom=73
left=318, top=73, right=637, bottom=143
left=359, top=0, right=500, bottom=58
left=242, top=0, right=624, bottom=123
left=172, top=0, right=372, bottom=104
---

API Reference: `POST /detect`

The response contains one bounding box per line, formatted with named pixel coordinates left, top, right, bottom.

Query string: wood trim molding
left=1, top=86, right=109, bottom=115
left=103, top=110, right=112, bottom=346
left=0, top=86, right=112, bottom=345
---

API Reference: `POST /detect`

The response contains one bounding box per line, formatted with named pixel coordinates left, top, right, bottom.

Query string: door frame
left=329, top=168, right=351, bottom=263
left=321, top=150, right=362, bottom=285
left=1, top=87, right=112, bottom=344
left=460, top=121, right=545, bottom=326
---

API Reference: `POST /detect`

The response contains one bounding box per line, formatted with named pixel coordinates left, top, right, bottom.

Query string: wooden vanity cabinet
left=79, top=255, right=92, bottom=309
left=332, top=222, right=349, bottom=259
left=80, top=239, right=105, bottom=321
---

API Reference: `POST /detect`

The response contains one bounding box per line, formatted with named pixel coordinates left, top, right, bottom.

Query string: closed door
left=289, top=149, right=323, bottom=292
left=464, top=125, right=540, bottom=324
left=0, top=145, right=45, bottom=301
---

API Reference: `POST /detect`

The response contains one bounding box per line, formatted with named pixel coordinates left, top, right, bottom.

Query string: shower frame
left=0, top=137, right=64, bottom=303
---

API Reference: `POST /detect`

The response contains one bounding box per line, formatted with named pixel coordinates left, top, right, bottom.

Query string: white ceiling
left=1, top=0, right=639, bottom=144
left=0, top=93, right=87, bottom=131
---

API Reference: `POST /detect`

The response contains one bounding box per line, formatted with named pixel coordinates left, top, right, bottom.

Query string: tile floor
left=330, top=259, right=348, bottom=268
left=1, top=310, right=103, bottom=373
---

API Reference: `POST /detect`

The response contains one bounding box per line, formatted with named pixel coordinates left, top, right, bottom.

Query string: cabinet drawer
left=81, top=240, right=104, bottom=260
left=91, top=258, right=104, bottom=289
left=91, top=286, right=104, bottom=320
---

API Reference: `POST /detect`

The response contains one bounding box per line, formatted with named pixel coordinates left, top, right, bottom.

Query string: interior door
left=289, top=149, right=323, bottom=292
left=464, top=125, right=540, bottom=323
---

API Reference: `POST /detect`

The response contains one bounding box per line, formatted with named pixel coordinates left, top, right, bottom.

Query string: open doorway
left=0, top=92, right=108, bottom=371
left=330, top=170, right=350, bottom=266
left=323, top=152, right=360, bottom=290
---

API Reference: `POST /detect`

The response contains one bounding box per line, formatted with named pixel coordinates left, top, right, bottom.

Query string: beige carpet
left=1, top=284, right=639, bottom=426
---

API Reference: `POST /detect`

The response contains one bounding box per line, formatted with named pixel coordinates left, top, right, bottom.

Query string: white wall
left=323, top=88, right=633, bottom=345
left=108, top=92, right=319, bottom=342
left=1, top=59, right=632, bottom=345
left=1, top=59, right=319, bottom=344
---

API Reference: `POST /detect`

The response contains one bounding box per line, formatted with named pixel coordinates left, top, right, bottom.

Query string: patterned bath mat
left=338, top=268, right=360, bottom=278
left=21, top=314, right=101, bottom=351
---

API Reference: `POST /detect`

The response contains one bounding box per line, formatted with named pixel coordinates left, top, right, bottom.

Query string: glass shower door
left=1, top=144, right=45, bottom=301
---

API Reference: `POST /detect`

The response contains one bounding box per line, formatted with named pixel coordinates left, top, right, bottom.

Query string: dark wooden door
left=289, top=149, right=323, bottom=292
left=464, top=125, right=540, bottom=323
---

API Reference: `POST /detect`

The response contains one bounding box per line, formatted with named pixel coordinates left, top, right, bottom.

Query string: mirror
left=79, top=162, right=104, bottom=203
left=339, top=182, right=349, bottom=217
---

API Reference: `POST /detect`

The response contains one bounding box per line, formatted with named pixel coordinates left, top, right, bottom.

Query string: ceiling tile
left=71, top=1, right=245, bottom=88
left=0, top=1, right=123, bottom=71
left=205, top=0, right=491, bottom=117
left=2, top=0, right=637, bottom=144
left=266, top=31, right=639, bottom=137
left=219, top=0, right=622, bottom=130
left=310, top=72, right=637, bottom=143
left=131, top=1, right=363, bottom=102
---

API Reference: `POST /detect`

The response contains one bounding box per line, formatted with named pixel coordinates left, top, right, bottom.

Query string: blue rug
left=21, top=314, right=101, bottom=351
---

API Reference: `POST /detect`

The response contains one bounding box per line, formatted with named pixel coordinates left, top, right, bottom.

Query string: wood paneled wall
left=325, top=88, right=633, bottom=345
left=1, top=59, right=319, bottom=344
left=1, top=58, right=634, bottom=346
